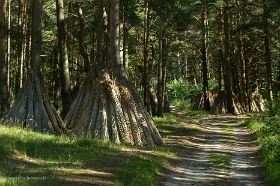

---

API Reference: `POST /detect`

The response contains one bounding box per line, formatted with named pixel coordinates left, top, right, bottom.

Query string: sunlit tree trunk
left=157, top=27, right=163, bottom=117
left=110, top=0, right=121, bottom=69
left=143, top=0, right=151, bottom=114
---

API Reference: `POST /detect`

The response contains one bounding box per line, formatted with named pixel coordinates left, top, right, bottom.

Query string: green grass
left=209, top=154, right=232, bottom=172
left=0, top=119, right=175, bottom=186
left=171, top=99, right=209, bottom=117
left=221, top=125, right=233, bottom=133
left=240, top=117, right=280, bottom=185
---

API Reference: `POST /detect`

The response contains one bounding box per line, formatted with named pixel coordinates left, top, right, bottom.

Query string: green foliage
left=171, top=99, right=209, bottom=117
left=241, top=117, right=280, bottom=185
left=221, top=125, right=233, bottom=133
left=166, top=78, right=201, bottom=102
left=116, top=156, right=164, bottom=186
left=166, top=78, right=219, bottom=103
left=272, top=94, right=280, bottom=114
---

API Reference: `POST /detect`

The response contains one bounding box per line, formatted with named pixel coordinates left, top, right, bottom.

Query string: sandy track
left=157, top=106, right=267, bottom=186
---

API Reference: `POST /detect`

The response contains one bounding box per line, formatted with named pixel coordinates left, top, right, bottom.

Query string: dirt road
left=156, top=106, right=267, bottom=186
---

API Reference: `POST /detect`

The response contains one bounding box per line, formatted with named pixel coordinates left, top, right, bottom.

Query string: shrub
left=166, top=78, right=201, bottom=102
left=166, top=78, right=219, bottom=102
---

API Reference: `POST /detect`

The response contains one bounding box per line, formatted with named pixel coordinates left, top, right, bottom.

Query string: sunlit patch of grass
left=154, top=112, right=183, bottom=124
left=171, top=99, right=209, bottom=117
left=221, top=125, right=233, bottom=133
left=153, top=113, right=183, bottom=138
left=171, top=99, right=191, bottom=110
left=239, top=118, right=264, bottom=135
left=183, top=109, right=209, bottom=117
left=209, top=154, right=232, bottom=172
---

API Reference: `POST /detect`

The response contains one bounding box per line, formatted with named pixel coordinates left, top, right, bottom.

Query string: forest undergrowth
left=241, top=112, right=280, bottom=185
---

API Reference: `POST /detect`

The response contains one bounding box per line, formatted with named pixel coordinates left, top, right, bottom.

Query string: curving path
left=156, top=106, right=267, bottom=186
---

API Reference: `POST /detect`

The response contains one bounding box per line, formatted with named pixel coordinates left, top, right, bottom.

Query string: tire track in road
left=157, top=106, right=267, bottom=186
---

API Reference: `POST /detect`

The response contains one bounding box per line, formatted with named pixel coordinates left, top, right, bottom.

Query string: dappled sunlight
left=157, top=106, right=267, bottom=186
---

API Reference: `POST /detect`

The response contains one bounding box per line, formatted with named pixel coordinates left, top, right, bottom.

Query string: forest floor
left=155, top=106, right=268, bottom=186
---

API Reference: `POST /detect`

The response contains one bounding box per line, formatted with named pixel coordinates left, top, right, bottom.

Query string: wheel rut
left=157, top=106, right=267, bottom=186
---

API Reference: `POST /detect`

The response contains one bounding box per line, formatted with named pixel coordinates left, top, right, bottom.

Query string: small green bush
left=166, top=78, right=219, bottom=102
left=166, top=78, right=201, bottom=102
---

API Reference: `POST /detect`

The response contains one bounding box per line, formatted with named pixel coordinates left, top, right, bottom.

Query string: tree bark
left=223, top=2, right=234, bottom=114
left=110, top=0, right=121, bottom=70
left=15, top=0, right=23, bottom=95
left=31, top=0, right=42, bottom=73
left=56, top=0, right=71, bottom=118
left=6, top=0, right=10, bottom=94
left=0, top=0, right=9, bottom=117
left=95, top=0, right=104, bottom=69
left=65, top=0, right=163, bottom=145
left=201, top=2, right=210, bottom=111
left=143, top=0, right=151, bottom=114
left=263, top=0, right=273, bottom=112
left=157, top=27, right=166, bottom=117
left=3, top=0, right=65, bottom=134
left=77, top=3, right=90, bottom=73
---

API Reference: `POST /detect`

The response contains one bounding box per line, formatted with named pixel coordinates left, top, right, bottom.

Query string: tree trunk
left=3, top=0, right=65, bottom=134
left=95, top=0, right=104, bottom=69
left=30, top=0, right=42, bottom=73
left=236, top=0, right=248, bottom=111
left=263, top=0, right=273, bottom=112
left=56, top=0, right=71, bottom=118
left=216, top=8, right=224, bottom=90
left=15, top=0, right=24, bottom=95
left=65, top=0, right=163, bottom=146
left=110, top=0, right=121, bottom=70
left=201, top=2, right=210, bottom=111
left=223, top=2, right=234, bottom=114
left=277, top=26, right=280, bottom=93
left=243, top=38, right=251, bottom=112
left=157, top=27, right=167, bottom=117
left=77, top=3, right=90, bottom=73
left=143, top=0, right=151, bottom=114
left=0, top=0, right=9, bottom=117
left=6, top=0, right=10, bottom=94
left=162, top=30, right=169, bottom=112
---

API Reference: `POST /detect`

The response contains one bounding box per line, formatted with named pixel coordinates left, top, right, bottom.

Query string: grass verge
left=0, top=113, right=179, bottom=186
left=240, top=116, right=280, bottom=185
